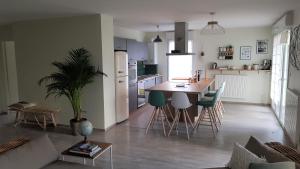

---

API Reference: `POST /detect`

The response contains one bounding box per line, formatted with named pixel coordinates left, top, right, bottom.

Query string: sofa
left=205, top=136, right=298, bottom=169
left=0, top=134, right=96, bottom=169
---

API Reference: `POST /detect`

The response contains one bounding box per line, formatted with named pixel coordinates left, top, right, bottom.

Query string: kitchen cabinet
left=155, top=76, right=163, bottom=84
left=129, top=83, right=138, bottom=113
left=114, top=37, right=127, bottom=51
left=127, top=39, right=148, bottom=61
left=144, top=77, right=156, bottom=103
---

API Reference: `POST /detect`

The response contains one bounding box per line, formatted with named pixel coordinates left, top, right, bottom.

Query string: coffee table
left=61, top=141, right=113, bottom=169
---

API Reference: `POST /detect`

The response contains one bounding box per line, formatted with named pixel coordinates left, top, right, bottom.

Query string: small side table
left=61, top=141, right=113, bottom=169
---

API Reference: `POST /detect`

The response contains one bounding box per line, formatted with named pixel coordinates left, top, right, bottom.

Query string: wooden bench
left=9, top=104, right=59, bottom=130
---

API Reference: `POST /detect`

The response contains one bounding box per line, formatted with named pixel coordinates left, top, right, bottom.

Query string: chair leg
left=197, top=108, right=207, bottom=129
left=209, top=108, right=219, bottom=132
left=207, top=108, right=216, bottom=137
left=159, top=108, right=166, bottom=136
left=184, top=109, right=194, bottom=128
left=220, top=101, right=225, bottom=114
left=146, top=108, right=157, bottom=134
left=213, top=107, right=222, bottom=125
left=161, top=107, right=171, bottom=127
left=183, top=110, right=190, bottom=140
left=194, top=108, right=205, bottom=130
left=168, top=110, right=180, bottom=137
left=165, top=104, right=174, bottom=121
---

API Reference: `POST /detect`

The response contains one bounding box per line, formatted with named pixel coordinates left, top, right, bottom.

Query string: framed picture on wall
left=240, top=46, right=252, bottom=60
left=256, top=40, right=268, bottom=54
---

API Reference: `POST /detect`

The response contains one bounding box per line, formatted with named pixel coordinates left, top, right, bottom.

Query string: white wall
left=192, top=27, right=272, bottom=70
left=288, top=9, right=300, bottom=93
left=145, top=27, right=273, bottom=104
left=114, top=26, right=145, bottom=42
left=12, top=14, right=115, bottom=129
left=100, top=15, right=116, bottom=129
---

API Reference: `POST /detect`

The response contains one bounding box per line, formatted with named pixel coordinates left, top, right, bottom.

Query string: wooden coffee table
left=61, top=141, right=113, bottom=169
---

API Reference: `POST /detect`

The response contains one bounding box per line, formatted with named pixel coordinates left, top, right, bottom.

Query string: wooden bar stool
left=145, top=91, right=170, bottom=136
left=168, top=92, right=194, bottom=140
left=195, top=89, right=221, bottom=136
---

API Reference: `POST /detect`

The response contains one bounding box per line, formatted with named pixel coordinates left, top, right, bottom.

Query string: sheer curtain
left=270, top=30, right=290, bottom=124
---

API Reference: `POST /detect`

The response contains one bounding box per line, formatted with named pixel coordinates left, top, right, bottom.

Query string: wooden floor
left=0, top=103, right=287, bottom=169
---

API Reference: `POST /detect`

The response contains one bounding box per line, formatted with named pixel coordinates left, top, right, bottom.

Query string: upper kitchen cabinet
left=114, top=37, right=127, bottom=51
left=127, top=39, right=148, bottom=61
left=127, top=39, right=138, bottom=60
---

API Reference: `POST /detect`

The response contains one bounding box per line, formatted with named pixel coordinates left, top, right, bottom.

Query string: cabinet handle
left=119, top=80, right=124, bottom=83
left=118, top=71, right=124, bottom=73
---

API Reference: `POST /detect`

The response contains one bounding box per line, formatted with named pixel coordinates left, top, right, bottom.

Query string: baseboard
left=222, top=101, right=271, bottom=106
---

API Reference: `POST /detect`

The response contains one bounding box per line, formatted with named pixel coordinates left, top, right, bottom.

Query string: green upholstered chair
left=145, top=91, right=170, bottom=136
left=195, top=89, right=221, bottom=136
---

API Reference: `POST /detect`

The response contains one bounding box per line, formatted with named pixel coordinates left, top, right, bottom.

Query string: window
left=168, top=40, right=193, bottom=81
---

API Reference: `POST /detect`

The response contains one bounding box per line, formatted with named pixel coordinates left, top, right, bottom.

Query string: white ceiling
left=0, top=0, right=299, bottom=31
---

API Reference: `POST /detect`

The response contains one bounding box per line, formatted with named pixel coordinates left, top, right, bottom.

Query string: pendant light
left=201, top=12, right=225, bottom=35
left=153, top=25, right=163, bottom=43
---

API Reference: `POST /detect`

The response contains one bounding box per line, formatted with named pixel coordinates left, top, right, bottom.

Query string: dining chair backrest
left=171, top=92, right=192, bottom=109
left=220, top=82, right=226, bottom=95
left=212, top=89, right=221, bottom=106
left=148, top=91, right=166, bottom=107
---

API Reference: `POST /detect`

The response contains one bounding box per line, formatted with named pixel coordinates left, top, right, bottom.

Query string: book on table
left=69, top=142, right=101, bottom=157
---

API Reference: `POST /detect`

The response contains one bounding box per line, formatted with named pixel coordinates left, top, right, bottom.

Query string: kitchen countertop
left=145, top=78, right=215, bottom=94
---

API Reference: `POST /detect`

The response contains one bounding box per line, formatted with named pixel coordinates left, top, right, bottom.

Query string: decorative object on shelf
left=79, top=120, right=93, bottom=143
left=256, top=40, right=268, bottom=54
left=290, top=25, right=300, bottom=70
left=240, top=46, right=252, bottom=60
left=218, top=45, right=234, bottom=60
left=252, top=64, right=259, bottom=70
left=38, top=48, right=107, bottom=136
left=201, top=12, right=225, bottom=35
left=153, top=25, right=163, bottom=43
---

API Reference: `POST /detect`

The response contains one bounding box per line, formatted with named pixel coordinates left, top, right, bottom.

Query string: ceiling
left=0, top=0, right=299, bottom=32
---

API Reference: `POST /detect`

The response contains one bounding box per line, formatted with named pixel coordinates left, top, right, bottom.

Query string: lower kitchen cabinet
left=155, top=76, right=163, bottom=84
left=129, top=83, right=138, bottom=113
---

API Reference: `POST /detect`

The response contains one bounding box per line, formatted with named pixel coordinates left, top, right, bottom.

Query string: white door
left=116, top=76, right=129, bottom=123
left=115, top=51, right=128, bottom=77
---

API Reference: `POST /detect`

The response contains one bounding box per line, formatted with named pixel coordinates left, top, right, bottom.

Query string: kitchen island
left=145, top=78, right=215, bottom=122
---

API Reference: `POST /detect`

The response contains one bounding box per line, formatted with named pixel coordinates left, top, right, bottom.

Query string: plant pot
left=69, top=118, right=87, bottom=136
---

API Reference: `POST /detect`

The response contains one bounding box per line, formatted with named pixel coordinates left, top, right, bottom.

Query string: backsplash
left=137, top=61, right=145, bottom=76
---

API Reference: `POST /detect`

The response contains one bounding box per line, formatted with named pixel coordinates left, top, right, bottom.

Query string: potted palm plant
left=38, top=47, right=107, bottom=135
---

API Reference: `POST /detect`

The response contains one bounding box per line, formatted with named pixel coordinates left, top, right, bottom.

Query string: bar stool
left=195, top=89, right=221, bottom=136
left=168, top=92, right=194, bottom=140
left=145, top=91, right=170, bottom=136
left=205, top=82, right=226, bottom=117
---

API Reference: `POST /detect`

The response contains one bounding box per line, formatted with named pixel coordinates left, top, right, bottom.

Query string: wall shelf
left=208, top=69, right=271, bottom=74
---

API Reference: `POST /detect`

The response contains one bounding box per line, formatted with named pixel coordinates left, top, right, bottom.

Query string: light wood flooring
left=0, top=103, right=287, bottom=169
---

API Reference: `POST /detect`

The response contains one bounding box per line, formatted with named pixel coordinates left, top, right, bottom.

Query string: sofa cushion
left=227, top=143, right=266, bottom=169
left=245, top=136, right=290, bottom=163
left=0, top=134, right=59, bottom=169
left=42, top=161, right=96, bottom=169
left=249, top=161, right=296, bottom=169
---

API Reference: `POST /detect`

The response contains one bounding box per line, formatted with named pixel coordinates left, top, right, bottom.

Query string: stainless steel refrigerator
left=115, top=51, right=129, bottom=123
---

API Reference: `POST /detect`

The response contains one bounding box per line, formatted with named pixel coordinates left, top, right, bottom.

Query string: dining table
left=145, top=78, right=215, bottom=122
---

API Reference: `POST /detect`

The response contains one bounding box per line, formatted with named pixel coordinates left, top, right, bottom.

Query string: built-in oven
left=128, top=60, right=137, bottom=84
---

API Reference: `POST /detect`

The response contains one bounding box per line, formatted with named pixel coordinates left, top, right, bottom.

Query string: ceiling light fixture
left=201, top=12, right=225, bottom=35
left=153, top=25, right=163, bottom=43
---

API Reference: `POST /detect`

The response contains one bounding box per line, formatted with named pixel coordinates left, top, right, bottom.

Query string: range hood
left=166, top=22, right=195, bottom=56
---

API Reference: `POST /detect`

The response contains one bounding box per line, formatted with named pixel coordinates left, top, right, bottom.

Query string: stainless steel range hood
left=166, top=22, right=195, bottom=56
